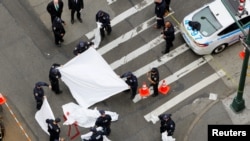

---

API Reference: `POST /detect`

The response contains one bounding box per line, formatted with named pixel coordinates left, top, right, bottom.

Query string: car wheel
left=213, top=44, right=227, bottom=54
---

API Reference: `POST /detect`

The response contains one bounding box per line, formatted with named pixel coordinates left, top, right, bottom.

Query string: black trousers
left=164, top=40, right=173, bottom=53
left=50, top=80, right=60, bottom=94
left=152, top=83, right=159, bottom=96
left=54, top=34, right=64, bottom=45
left=36, top=100, right=43, bottom=110
left=156, top=17, right=164, bottom=28
left=71, top=9, right=81, bottom=20
left=100, top=24, right=112, bottom=37
left=131, top=86, right=138, bottom=99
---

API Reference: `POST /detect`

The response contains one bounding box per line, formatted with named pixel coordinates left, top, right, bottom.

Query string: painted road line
left=86, top=0, right=154, bottom=39
left=133, top=44, right=189, bottom=78
left=133, top=54, right=213, bottom=103
left=107, top=0, right=116, bottom=5
left=110, top=29, right=180, bottom=70
left=144, top=69, right=226, bottom=124
left=97, top=11, right=175, bottom=56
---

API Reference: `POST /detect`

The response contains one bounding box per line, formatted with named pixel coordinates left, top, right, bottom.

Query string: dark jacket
left=33, top=82, right=49, bottom=101
left=155, top=0, right=166, bottom=17
left=46, top=119, right=61, bottom=139
left=163, top=23, right=175, bottom=42
left=52, top=17, right=65, bottom=37
left=89, top=131, right=104, bottom=141
left=120, top=72, right=138, bottom=89
left=73, top=41, right=93, bottom=55
left=68, top=0, right=84, bottom=11
left=95, top=114, right=112, bottom=128
left=160, top=117, right=175, bottom=135
left=49, top=63, right=61, bottom=82
left=96, top=10, right=111, bottom=26
left=47, top=0, right=64, bottom=18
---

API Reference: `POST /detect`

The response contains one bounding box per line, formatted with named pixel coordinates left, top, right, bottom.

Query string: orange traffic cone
left=139, top=82, right=150, bottom=97
left=239, top=48, right=245, bottom=60
left=158, top=80, right=170, bottom=95
left=0, top=93, right=6, bottom=105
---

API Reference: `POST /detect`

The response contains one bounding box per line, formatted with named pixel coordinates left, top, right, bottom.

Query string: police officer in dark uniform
left=52, top=17, right=66, bottom=47
left=95, top=110, right=112, bottom=136
left=162, top=21, right=175, bottom=54
left=33, top=82, right=51, bottom=110
left=83, top=127, right=104, bottom=141
left=120, top=72, right=138, bottom=100
left=46, top=118, right=61, bottom=141
left=47, top=0, right=64, bottom=24
left=147, top=67, right=160, bottom=97
left=154, top=0, right=166, bottom=29
left=159, top=113, right=175, bottom=136
left=96, top=10, right=112, bottom=38
left=49, top=63, right=62, bottom=94
left=73, top=41, right=94, bottom=55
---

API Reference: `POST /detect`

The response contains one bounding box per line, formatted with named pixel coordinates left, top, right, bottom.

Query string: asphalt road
left=1, top=0, right=247, bottom=141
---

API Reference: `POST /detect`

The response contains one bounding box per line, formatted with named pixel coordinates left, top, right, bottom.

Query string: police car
left=180, top=0, right=250, bottom=55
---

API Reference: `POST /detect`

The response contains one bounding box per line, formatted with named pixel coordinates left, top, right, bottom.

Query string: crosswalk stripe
left=133, top=54, right=213, bottom=103
left=110, top=29, right=180, bottom=70
left=133, top=44, right=189, bottom=78
left=86, top=0, right=154, bottom=39
left=143, top=69, right=226, bottom=124
left=107, top=0, right=117, bottom=5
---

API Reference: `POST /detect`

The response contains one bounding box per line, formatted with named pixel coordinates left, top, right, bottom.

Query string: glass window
left=192, top=7, right=222, bottom=37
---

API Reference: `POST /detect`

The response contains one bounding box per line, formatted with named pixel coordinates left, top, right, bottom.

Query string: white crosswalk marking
left=110, top=29, right=180, bottom=70
left=107, top=0, right=116, bottom=5
left=143, top=69, right=226, bottom=124
left=86, top=0, right=155, bottom=39
left=133, top=54, right=213, bottom=103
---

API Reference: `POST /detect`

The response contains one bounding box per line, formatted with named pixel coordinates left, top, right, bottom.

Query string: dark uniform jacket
left=33, top=82, right=49, bottom=101
left=150, top=70, right=159, bottom=84
left=89, top=131, right=104, bottom=141
left=52, top=18, right=65, bottom=38
left=47, top=0, right=64, bottom=19
left=68, top=0, right=84, bottom=11
left=73, top=41, right=93, bottom=55
left=160, top=117, right=175, bottom=135
left=155, top=0, right=166, bottom=17
left=163, top=23, right=175, bottom=42
left=49, top=63, right=61, bottom=82
left=120, top=72, right=138, bottom=89
left=95, top=114, right=112, bottom=128
left=46, top=119, right=61, bottom=139
left=96, top=10, right=111, bottom=26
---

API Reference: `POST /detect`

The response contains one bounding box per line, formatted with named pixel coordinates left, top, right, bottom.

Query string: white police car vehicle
left=180, top=0, right=250, bottom=55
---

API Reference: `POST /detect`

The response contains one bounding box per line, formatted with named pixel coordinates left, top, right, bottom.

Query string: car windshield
left=192, top=6, right=222, bottom=37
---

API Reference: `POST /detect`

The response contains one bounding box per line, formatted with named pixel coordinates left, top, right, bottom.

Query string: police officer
left=46, top=118, right=61, bottom=141
left=159, top=113, right=175, bottom=136
left=83, top=127, right=104, bottom=141
left=95, top=110, right=112, bottom=136
left=120, top=72, right=138, bottom=100
left=33, top=82, right=51, bottom=110
left=147, top=67, right=160, bottom=97
left=52, top=17, right=66, bottom=47
left=154, top=0, right=166, bottom=29
left=162, top=21, right=175, bottom=55
left=96, top=10, right=112, bottom=38
left=49, top=63, right=62, bottom=94
left=47, top=0, right=64, bottom=24
left=73, top=41, right=93, bottom=55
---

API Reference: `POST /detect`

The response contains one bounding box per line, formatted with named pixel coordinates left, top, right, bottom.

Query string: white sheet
left=59, top=47, right=128, bottom=108
left=93, top=22, right=102, bottom=49
left=35, top=97, right=55, bottom=135
left=62, top=102, right=118, bottom=128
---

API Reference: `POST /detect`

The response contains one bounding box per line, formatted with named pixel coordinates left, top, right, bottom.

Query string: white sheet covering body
left=62, top=102, right=118, bottom=128
left=59, top=47, right=128, bottom=108
left=93, top=22, right=102, bottom=49
left=35, top=97, right=55, bottom=135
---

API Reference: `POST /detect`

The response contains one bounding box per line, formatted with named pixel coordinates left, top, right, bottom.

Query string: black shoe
left=162, top=51, right=167, bottom=54
left=56, top=43, right=61, bottom=47
left=56, top=90, right=62, bottom=94
left=152, top=94, right=158, bottom=97
left=71, top=19, right=74, bottom=24
left=78, top=18, right=82, bottom=23
left=60, top=39, right=64, bottom=42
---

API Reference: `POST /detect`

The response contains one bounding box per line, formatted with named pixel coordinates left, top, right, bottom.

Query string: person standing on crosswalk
left=162, top=21, right=175, bottom=54
left=96, top=10, right=112, bottom=38
left=47, top=0, right=64, bottom=24
left=68, top=0, right=84, bottom=24
left=120, top=72, right=138, bottom=100
left=147, top=68, right=160, bottom=97
left=154, top=0, right=166, bottom=29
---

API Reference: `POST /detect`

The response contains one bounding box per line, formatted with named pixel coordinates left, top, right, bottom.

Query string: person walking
left=73, top=40, right=93, bottom=55
left=95, top=110, right=112, bottom=136
left=120, top=72, right=138, bottom=100
left=154, top=0, right=166, bottom=29
left=47, top=0, right=64, bottom=24
left=52, top=17, right=66, bottom=47
left=49, top=63, right=63, bottom=94
left=33, top=82, right=51, bottom=110
left=147, top=68, right=160, bottom=97
left=159, top=114, right=175, bottom=136
left=46, top=118, right=61, bottom=141
left=161, top=21, right=175, bottom=55
left=96, top=10, right=112, bottom=38
left=83, top=127, right=104, bottom=141
left=68, top=0, right=84, bottom=24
